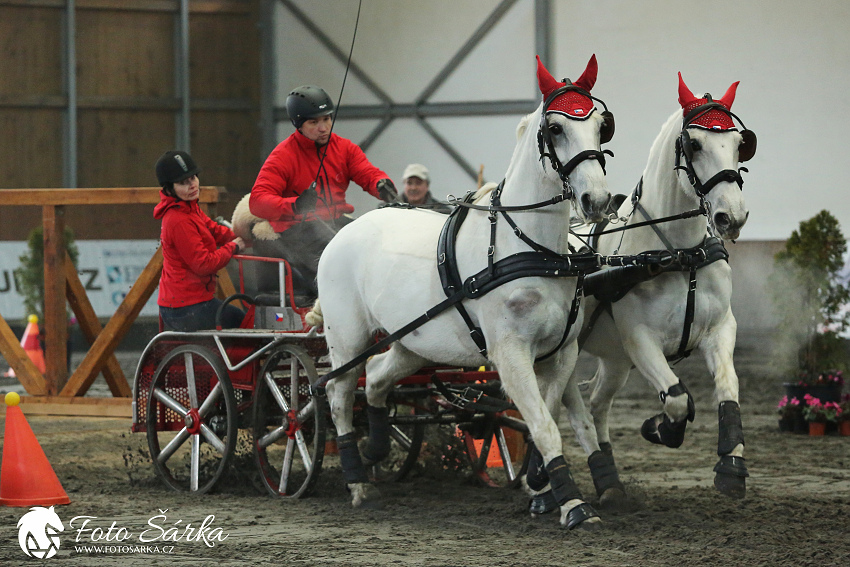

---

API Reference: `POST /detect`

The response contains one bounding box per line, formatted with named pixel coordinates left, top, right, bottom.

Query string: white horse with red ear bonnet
left=313, top=55, right=613, bottom=529
left=564, top=73, right=755, bottom=508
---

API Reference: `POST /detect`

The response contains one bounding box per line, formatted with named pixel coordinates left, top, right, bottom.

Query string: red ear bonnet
left=537, top=54, right=596, bottom=118
left=678, top=72, right=738, bottom=130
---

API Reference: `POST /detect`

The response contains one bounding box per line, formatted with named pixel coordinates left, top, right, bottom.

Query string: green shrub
left=17, top=226, right=79, bottom=321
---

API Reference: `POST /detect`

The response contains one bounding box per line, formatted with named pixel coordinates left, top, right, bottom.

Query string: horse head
left=535, top=55, right=613, bottom=223
left=674, top=73, right=754, bottom=240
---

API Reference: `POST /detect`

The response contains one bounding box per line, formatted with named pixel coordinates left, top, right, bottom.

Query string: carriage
left=130, top=254, right=532, bottom=496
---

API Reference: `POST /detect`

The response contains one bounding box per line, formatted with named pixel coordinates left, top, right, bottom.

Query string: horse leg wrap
left=588, top=450, right=625, bottom=497
left=717, top=401, right=745, bottom=456
left=336, top=432, right=370, bottom=484
left=641, top=412, right=688, bottom=448
left=525, top=443, right=549, bottom=491
left=599, top=442, right=614, bottom=455
left=528, top=453, right=583, bottom=516
left=545, top=456, right=584, bottom=506
left=361, top=405, right=392, bottom=466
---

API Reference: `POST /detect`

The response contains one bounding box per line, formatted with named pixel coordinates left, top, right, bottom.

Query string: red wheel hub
left=284, top=409, right=300, bottom=439
left=184, top=408, right=202, bottom=435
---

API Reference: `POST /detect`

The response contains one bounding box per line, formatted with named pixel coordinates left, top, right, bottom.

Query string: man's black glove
left=294, top=183, right=319, bottom=214
left=376, top=178, right=399, bottom=203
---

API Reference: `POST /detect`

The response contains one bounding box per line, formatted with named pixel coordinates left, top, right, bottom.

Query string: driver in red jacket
left=249, top=85, right=398, bottom=302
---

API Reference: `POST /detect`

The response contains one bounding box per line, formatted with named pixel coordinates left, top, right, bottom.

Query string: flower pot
left=839, top=421, right=850, bottom=437
left=778, top=417, right=794, bottom=432
left=808, top=422, right=826, bottom=436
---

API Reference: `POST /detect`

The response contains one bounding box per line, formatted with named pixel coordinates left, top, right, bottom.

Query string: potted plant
left=839, top=394, right=850, bottom=437
left=776, top=395, right=806, bottom=433
left=769, top=210, right=850, bottom=407
left=801, top=394, right=841, bottom=436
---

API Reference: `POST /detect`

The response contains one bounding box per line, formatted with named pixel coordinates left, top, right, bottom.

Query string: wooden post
left=42, top=205, right=68, bottom=395
left=64, top=251, right=131, bottom=397
left=60, top=247, right=163, bottom=397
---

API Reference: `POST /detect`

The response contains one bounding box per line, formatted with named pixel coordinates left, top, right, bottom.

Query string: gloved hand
left=294, top=183, right=319, bottom=214
left=376, top=178, right=398, bottom=203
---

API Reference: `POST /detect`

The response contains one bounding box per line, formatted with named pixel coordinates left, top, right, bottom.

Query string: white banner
left=0, top=240, right=161, bottom=321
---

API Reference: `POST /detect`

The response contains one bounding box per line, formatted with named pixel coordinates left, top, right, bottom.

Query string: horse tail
left=231, top=193, right=277, bottom=241
left=305, top=298, right=324, bottom=328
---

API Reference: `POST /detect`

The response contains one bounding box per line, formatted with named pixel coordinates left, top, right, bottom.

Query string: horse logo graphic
left=17, top=506, right=64, bottom=559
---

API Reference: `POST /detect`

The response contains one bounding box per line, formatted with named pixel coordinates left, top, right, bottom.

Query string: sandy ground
left=0, top=334, right=849, bottom=566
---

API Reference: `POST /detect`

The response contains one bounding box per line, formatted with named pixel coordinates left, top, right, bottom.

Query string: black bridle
left=537, top=82, right=615, bottom=201
left=674, top=97, right=757, bottom=199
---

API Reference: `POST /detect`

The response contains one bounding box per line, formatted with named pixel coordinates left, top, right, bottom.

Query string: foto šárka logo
left=14, top=506, right=229, bottom=558
left=17, top=506, right=64, bottom=559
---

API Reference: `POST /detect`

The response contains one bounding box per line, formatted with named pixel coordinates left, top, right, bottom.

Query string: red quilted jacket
left=249, top=130, right=389, bottom=232
left=154, top=192, right=238, bottom=307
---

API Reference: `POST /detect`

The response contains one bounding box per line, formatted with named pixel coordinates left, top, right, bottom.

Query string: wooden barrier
left=0, top=187, right=236, bottom=412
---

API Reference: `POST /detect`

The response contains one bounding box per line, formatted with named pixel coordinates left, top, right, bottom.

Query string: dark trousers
left=160, top=298, right=245, bottom=332
left=253, top=217, right=352, bottom=297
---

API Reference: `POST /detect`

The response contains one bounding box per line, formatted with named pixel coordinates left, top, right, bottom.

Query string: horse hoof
left=713, top=455, right=748, bottom=499
left=573, top=516, right=603, bottom=532
left=714, top=472, right=746, bottom=499
left=597, top=487, right=628, bottom=510
left=562, top=502, right=600, bottom=530
left=350, top=483, right=384, bottom=509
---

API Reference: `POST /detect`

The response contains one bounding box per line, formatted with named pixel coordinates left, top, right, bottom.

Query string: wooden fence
left=0, top=186, right=237, bottom=416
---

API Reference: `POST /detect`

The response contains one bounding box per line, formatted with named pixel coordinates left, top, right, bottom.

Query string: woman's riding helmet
left=155, top=150, right=200, bottom=187
left=286, top=86, right=334, bottom=129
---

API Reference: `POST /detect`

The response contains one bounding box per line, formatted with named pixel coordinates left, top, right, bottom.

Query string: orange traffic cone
left=0, top=392, right=71, bottom=507
left=4, top=315, right=46, bottom=379
left=21, top=315, right=46, bottom=374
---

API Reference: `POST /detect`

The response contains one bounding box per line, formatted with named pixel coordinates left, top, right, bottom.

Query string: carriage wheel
left=252, top=344, right=326, bottom=498
left=368, top=397, right=426, bottom=483
left=146, top=345, right=237, bottom=494
left=461, top=411, right=530, bottom=489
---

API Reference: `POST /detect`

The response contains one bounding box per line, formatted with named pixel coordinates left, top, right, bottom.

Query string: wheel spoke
left=294, top=430, right=313, bottom=473
left=289, top=356, right=300, bottom=412
left=184, top=352, right=199, bottom=408
left=296, top=398, right=315, bottom=422
left=190, top=435, right=200, bottom=491
left=199, top=423, right=227, bottom=454
left=197, top=382, right=223, bottom=419
left=258, top=425, right=288, bottom=449
left=157, top=428, right=191, bottom=464
left=279, top=439, right=296, bottom=494
left=494, top=428, right=516, bottom=480
left=152, top=387, right=188, bottom=418
left=389, top=425, right=413, bottom=451
left=265, top=372, right=290, bottom=413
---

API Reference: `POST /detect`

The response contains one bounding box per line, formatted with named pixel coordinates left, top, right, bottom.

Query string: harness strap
left=438, top=193, right=488, bottom=355
left=677, top=266, right=698, bottom=359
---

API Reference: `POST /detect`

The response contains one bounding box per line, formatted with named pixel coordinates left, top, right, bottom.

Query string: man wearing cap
left=249, top=85, right=398, bottom=301
left=154, top=150, right=247, bottom=331
left=399, top=163, right=451, bottom=214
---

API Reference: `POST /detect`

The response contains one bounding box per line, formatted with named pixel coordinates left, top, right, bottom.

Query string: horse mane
left=642, top=110, right=682, bottom=182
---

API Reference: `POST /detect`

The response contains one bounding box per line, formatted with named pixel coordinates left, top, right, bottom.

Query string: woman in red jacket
left=154, top=150, right=247, bottom=331
left=249, top=85, right=398, bottom=303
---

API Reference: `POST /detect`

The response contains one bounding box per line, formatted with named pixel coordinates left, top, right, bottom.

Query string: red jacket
left=154, top=192, right=238, bottom=308
left=249, top=130, right=389, bottom=232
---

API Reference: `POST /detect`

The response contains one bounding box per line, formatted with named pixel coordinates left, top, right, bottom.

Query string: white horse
left=313, top=55, right=613, bottom=529
left=564, top=73, right=755, bottom=507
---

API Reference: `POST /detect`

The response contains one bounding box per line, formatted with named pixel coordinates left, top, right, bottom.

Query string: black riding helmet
left=155, top=150, right=200, bottom=187
left=286, top=85, right=334, bottom=129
